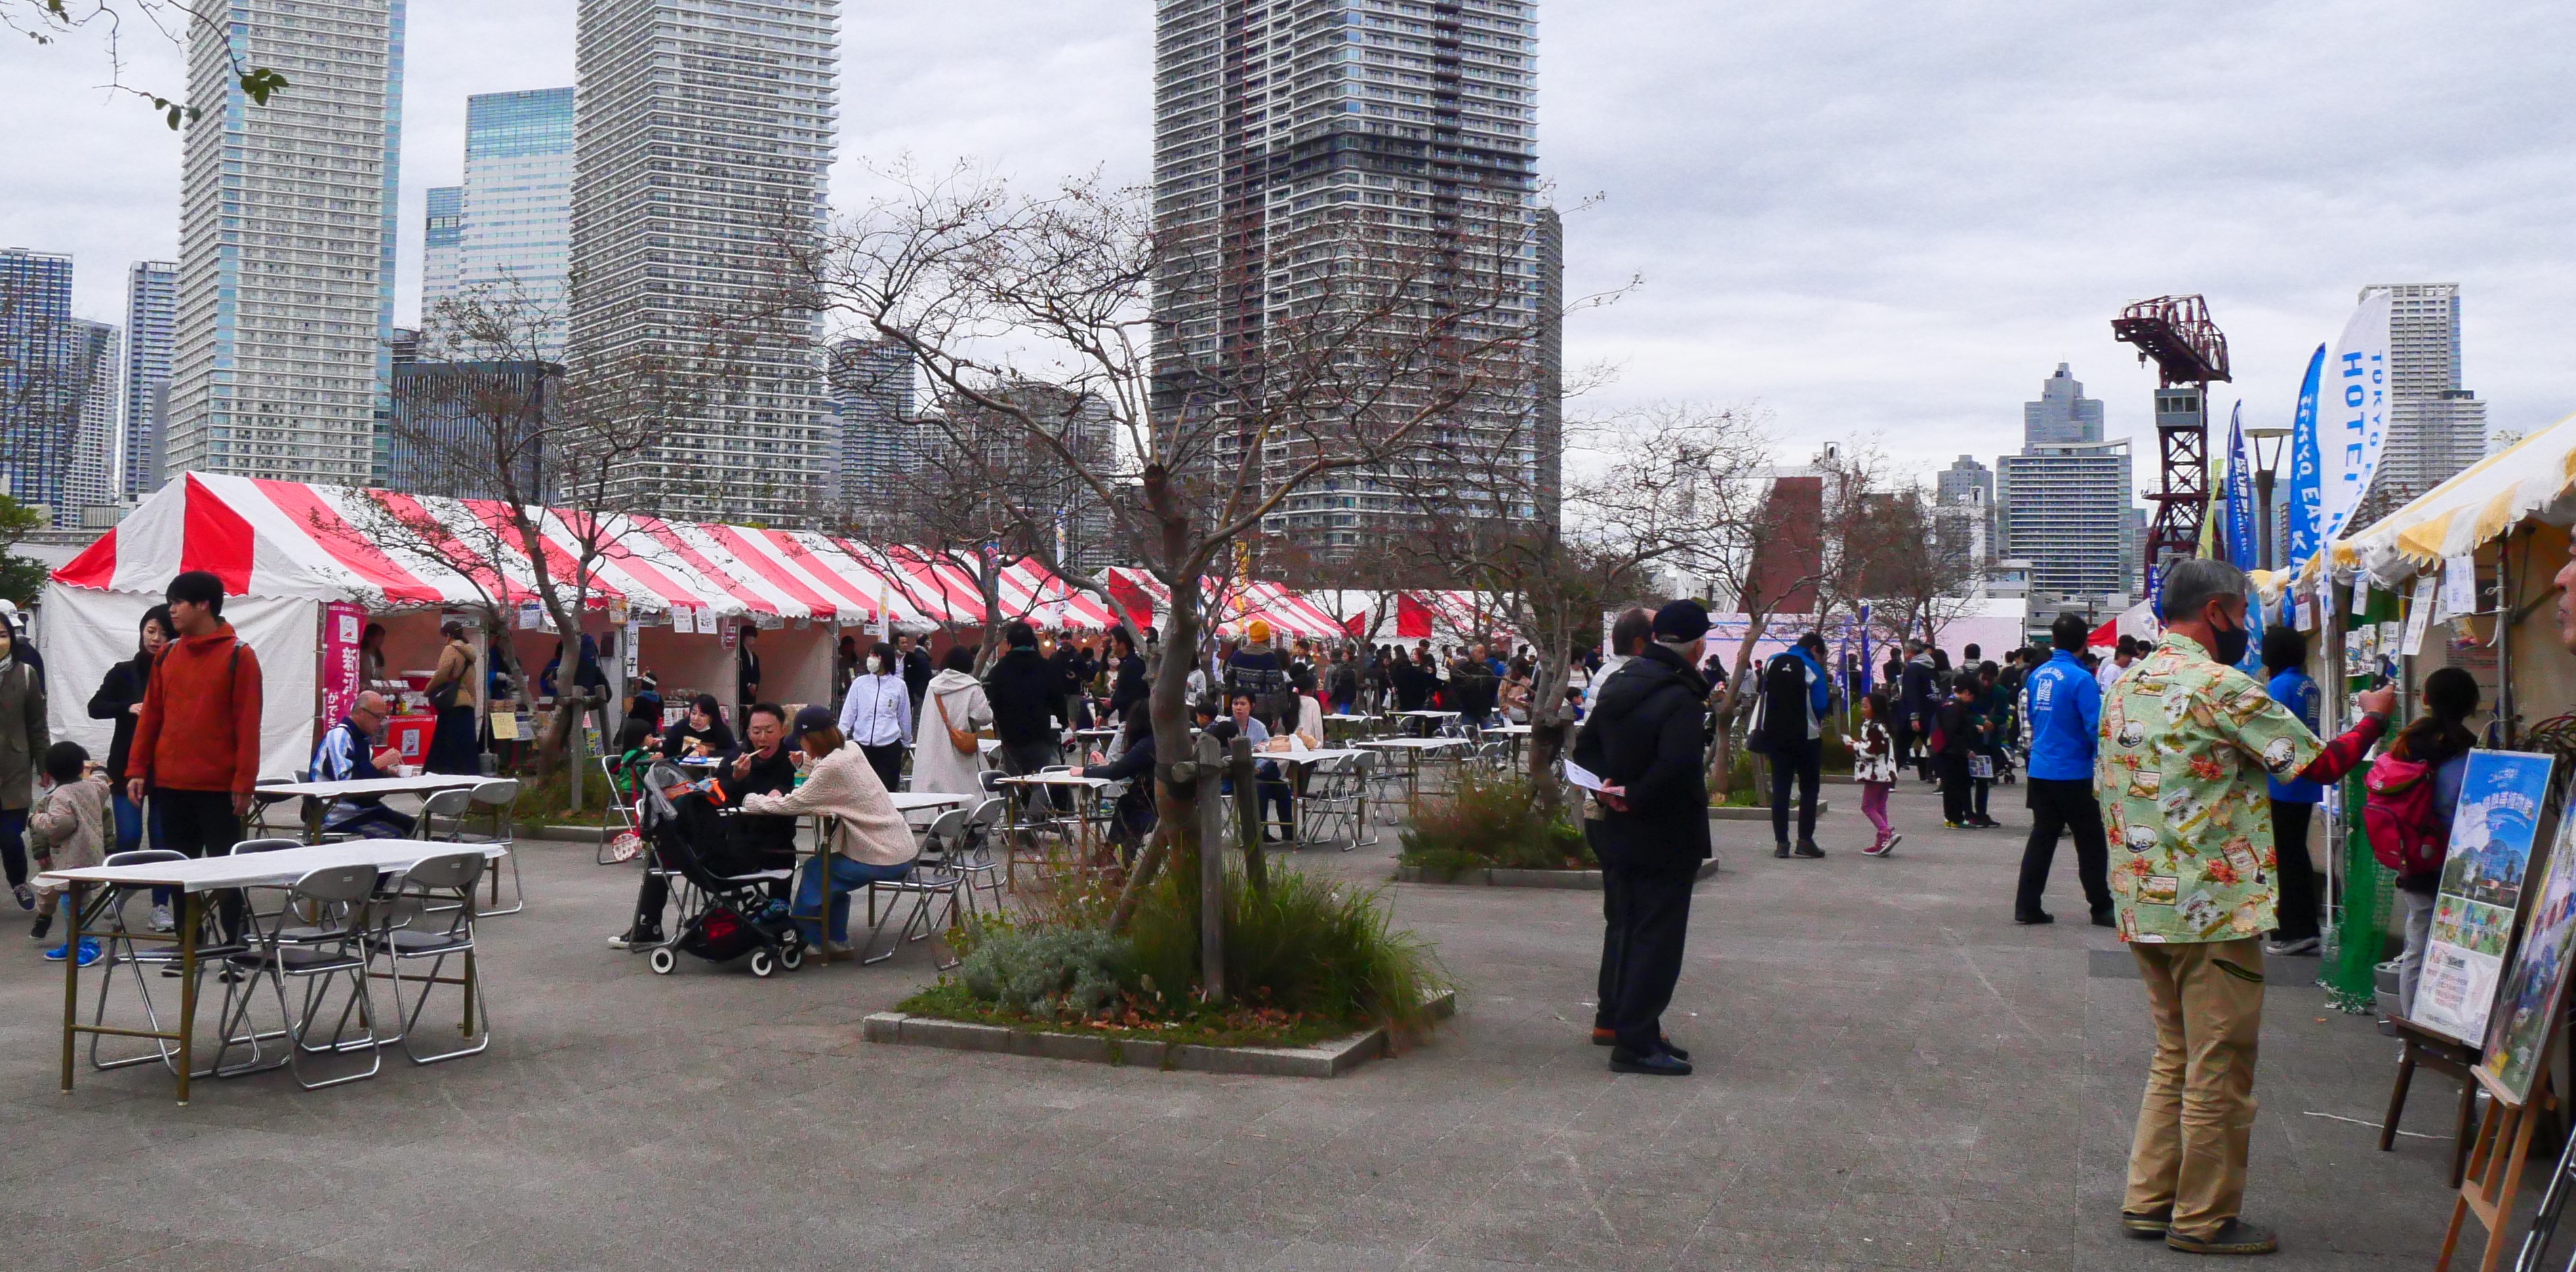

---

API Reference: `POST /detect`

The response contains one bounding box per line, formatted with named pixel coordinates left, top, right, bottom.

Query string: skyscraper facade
left=456, top=88, right=575, bottom=355
left=826, top=337, right=919, bottom=512
left=570, top=0, right=837, bottom=523
left=422, top=185, right=463, bottom=319
left=2023, top=361, right=2104, bottom=445
left=1533, top=205, right=1563, bottom=528
left=162, top=0, right=405, bottom=486
left=2361, top=283, right=2487, bottom=509
left=0, top=247, right=77, bottom=517
left=62, top=319, right=123, bottom=520
left=121, top=260, right=178, bottom=496
left=1935, top=454, right=1992, bottom=507
left=1152, top=0, right=1543, bottom=555
left=1996, top=363, right=2132, bottom=602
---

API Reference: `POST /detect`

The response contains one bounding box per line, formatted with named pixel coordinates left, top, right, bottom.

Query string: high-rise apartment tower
left=422, top=186, right=463, bottom=319
left=1996, top=363, right=2133, bottom=602
left=1, top=248, right=77, bottom=519
left=121, top=260, right=178, bottom=496
left=2360, top=283, right=2486, bottom=511
left=1152, top=0, right=1544, bottom=555
left=570, top=0, right=838, bottom=523
left=455, top=88, right=575, bottom=355
left=162, top=0, right=405, bottom=485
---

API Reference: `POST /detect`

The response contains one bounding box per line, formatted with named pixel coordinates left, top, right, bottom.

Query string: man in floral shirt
left=2097, top=559, right=2393, bottom=1256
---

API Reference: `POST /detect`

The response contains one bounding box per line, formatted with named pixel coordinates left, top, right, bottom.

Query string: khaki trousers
left=2125, top=937, right=2264, bottom=1238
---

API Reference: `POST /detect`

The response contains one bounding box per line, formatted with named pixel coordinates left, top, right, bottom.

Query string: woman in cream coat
left=912, top=645, right=992, bottom=796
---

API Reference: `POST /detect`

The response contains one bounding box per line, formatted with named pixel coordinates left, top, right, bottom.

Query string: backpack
left=1758, top=654, right=1811, bottom=749
left=2363, top=751, right=2449, bottom=876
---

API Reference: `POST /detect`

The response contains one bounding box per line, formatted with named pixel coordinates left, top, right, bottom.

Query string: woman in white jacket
left=911, top=645, right=992, bottom=797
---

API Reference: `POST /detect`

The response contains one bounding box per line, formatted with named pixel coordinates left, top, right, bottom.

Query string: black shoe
left=1793, top=839, right=1825, bottom=858
left=2123, top=1208, right=2173, bottom=1239
left=2015, top=911, right=2055, bottom=925
left=2165, top=1218, right=2278, bottom=1255
left=1657, top=1039, right=1691, bottom=1062
left=2092, top=911, right=2117, bottom=928
left=1609, top=1048, right=1693, bottom=1076
left=28, top=913, right=51, bottom=941
left=1773, top=843, right=1791, bottom=859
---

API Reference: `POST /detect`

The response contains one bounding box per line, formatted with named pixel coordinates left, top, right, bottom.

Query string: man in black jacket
left=1571, top=599, right=1714, bottom=1077
left=1898, top=639, right=1939, bottom=782
left=985, top=622, right=1068, bottom=807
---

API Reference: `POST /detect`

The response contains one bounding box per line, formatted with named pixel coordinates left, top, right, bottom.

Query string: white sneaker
left=2264, top=936, right=2320, bottom=957
left=149, top=904, right=174, bottom=932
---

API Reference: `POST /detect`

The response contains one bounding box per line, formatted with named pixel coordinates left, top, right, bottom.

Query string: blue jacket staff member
left=1755, top=631, right=1832, bottom=859
left=2013, top=613, right=2112, bottom=926
left=310, top=690, right=417, bottom=839
left=1570, top=599, right=1714, bottom=1077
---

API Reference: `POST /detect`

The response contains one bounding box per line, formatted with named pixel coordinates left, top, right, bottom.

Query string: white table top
left=1323, top=713, right=1377, bottom=723
left=978, top=738, right=1001, bottom=753
left=1260, top=748, right=1365, bottom=766
left=1485, top=723, right=1533, bottom=736
left=890, top=791, right=972, bottom=811
left=1359, top=737, right=1472, bottom=751
left=253, top=773, right=490, bottom=801
left=996, top=773, right=1112, bottom=788
left=39, top=839, right=508, bottom=893
left=1392, top=710, right=1461, bottom=720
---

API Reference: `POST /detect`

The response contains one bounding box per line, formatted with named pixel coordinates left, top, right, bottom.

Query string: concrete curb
left=864, top=989, right=1457, bottom=1078
left=1392, top=859, right=1720, bottom=889
left=1708, top=802, right=1828, bottom=821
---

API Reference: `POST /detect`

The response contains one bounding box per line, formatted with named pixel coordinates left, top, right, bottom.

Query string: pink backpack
left=2363, top=751, right=2448, bottom=876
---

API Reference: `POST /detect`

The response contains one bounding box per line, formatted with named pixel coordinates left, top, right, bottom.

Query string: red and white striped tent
left=1100, top=568, right=1347, bottom=641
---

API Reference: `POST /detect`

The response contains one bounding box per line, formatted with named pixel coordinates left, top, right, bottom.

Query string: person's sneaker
left=11, top=883, right=31, bottom=911
left=1944, top=820, right=1968, bottom=830
left=2165, top=1218, right=2278, bottom=1255
left=2122, top=1208, right=2173, bottom=1238
left=1591, top=1026, right=1615, bottom=1046
left=1794, top=839, right=1826, bottom=859
left=1772, top=842, right=1792, bottom=859
left=148, top=905, right=174, bottom=933
left=45, top=940, right=102, bottom=967
left=1882, top=833, right=1901, bottom=856
left=28, top=912, right=50, bottom=941
left=823, top=940, right=859, bottom=957
left=2263, top=936, right=2320, bottom=957
left=2015, top=911, right=2056, bottom=926
left=1860, top=839, right=1889, bottom=857
left=1609, top=1048, right=1692, bottom=1076
left=2092, top=911, right=2117, bottom=928
left=608, top=928, right=662, bottom=951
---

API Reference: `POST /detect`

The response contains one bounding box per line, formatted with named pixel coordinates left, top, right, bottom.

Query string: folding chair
left=599, top=755, right=648, bottom=865
left=952, top=796, right=1009, bottom=917
left=461, top=778, right=523, bottom=915
left=860, top=810, right=967, bottom=966
left=211, top=864, right=384, bottom=1089
left=84, top=850, right=203, bottom=1073
left=369, top=850, right=491, bottom=1064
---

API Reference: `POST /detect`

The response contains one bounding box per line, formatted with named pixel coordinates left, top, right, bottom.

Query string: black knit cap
left=793, top=705, right=837, bottom=736
left=1651, top=599, right=1711, bottom=642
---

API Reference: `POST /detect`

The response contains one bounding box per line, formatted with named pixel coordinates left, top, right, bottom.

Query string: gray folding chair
left=462, top=778, right=524, bottom=915
left=860, top=811, right=965, bottom=967
left=952, top=796, right=1009, bottom=915
left=211, top=863, right=384, bottom=1089
left=84, top=849, right=203, bottom=1073
left=369, top=850, right=491, bottom=1064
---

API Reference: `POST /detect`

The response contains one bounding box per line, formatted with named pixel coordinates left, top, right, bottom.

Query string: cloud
left=6, top=0, right=2569, bottom=489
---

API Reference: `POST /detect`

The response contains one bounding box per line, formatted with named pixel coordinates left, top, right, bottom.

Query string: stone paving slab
left=1392, top=860, right=1723, bottom=889
left=0, top=779, right=2480, bottom=1269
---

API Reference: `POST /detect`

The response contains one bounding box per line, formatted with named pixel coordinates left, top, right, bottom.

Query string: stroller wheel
left=648, top=947, right=676, bottom=976
left=778, top=942, right=805, bottom=971
left=748, top=949, right=777, bottom=978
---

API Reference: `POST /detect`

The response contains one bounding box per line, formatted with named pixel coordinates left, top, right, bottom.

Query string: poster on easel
left=2481, top=789, right=2576, bottom=1105
left=2412, top=751, right=2557, bottom=1044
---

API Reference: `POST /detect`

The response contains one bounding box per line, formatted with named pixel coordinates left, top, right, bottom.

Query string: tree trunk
left=1706, top=614, right=1770, bottom=799
left=1524, top=649, right=1578, bottom=812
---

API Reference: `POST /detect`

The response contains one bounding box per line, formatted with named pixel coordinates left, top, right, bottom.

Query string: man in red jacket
left=126, top=571, right=263, bottom=931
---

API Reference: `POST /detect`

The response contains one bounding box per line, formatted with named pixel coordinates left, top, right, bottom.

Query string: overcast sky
left=8, top=1, right=2573, bottom=483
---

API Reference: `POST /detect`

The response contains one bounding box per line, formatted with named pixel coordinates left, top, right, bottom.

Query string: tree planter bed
left=1392, top=860, right=1720, bottom=889
left=863, top=989, right=1457, bottom=1078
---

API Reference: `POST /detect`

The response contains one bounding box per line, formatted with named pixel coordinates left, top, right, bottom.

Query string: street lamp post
left=2245, top=426, right=2293, bottom=572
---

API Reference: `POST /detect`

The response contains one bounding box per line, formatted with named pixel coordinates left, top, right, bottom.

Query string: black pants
left=1591, top=824, right=1620, bottom=1031
left=860, top=742, right=906, bottom=794
left=1768, top=735, right=1822, bottom=846
left=999, top=737, right=1069, bottom=810
left=1603, top=864, right=1697, bottom=1053
left=2016, top=778, right=2112, bottom=919
left=1937, top=753, right=1973, bottom=824
left=1891, top=715, right=1918, bottom=779
left=155, top=789, right=246, bottom=936
left=2272, top=799, right=2320, bottom=942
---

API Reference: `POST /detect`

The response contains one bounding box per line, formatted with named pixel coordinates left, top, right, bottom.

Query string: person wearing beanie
left=1224, top=618, right=1291, bottom=730
left=1568, top=599, right=1714, bottom=1077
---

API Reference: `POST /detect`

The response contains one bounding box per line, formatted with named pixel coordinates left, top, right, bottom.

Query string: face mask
left=2208, top=614, right=2249, bottom=667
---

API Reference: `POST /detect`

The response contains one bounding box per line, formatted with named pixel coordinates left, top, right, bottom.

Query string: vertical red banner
left=322, top=600, right=366, bottom=725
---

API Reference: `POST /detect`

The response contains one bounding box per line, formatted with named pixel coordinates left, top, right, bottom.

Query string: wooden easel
left=2388, top=1018, right=2488, bottom=1187
left=2439, top=1059, right=2557, bottom=1272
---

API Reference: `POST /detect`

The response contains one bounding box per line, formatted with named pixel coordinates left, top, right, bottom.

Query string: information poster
left=2412, top=751, right=2557, bottom=1044
left=2483, top=793, right=2576, bottom=1105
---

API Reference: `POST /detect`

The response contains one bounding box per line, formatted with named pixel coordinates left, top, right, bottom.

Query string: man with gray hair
left=310, top=690, right=415, bottom=838
left=2099, top=557, right=2393, bottom=1255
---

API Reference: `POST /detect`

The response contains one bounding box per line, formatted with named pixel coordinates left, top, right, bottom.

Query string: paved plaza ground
left=0, top=779, right=2475, bottom=1270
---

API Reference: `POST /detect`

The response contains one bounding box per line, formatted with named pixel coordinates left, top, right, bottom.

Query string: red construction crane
left=2110, top=295, right=2232, bottom=597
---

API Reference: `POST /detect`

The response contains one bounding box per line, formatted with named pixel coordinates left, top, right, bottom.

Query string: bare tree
left=1851, top=483, right=1982, bottom=652
left=789, top=165, right=1535, bottom=947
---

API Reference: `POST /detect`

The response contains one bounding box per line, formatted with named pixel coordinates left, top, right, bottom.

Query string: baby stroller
left=635, top=761, right=807, bottom=978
